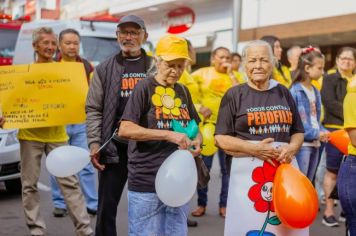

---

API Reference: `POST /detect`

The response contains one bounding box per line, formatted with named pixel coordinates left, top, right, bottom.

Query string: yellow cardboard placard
left=0, top=62, right=88, bottom=129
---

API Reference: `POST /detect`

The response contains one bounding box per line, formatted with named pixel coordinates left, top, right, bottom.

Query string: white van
left=13, top=19, right=120, bottom=65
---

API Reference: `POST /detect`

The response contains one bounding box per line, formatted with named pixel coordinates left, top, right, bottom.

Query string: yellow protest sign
left=0, top=62, right=88, bottom=129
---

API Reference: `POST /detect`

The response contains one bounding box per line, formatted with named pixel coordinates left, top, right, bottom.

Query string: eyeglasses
left=339, top=57, right=355, bottom=62
left=116, top=30, right=142, bottom=38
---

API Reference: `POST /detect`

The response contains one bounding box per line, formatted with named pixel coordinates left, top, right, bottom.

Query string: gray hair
left=287, top=45, right=301, bottom=59
left=241, top=40, right=277, bottom=68
left=32, top=27, right=56, bottom=44
left=147, top=56, right=188, bottom=77
left=146, top=56, right=160, bottom=77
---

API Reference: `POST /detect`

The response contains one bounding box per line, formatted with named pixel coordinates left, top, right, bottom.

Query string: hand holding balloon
left=167, top=131, right=192, bottom=150
left=319, top=131, right=330, bottom=143
left=275, top=144, right=298, bottom=164
left=90, top=143, right=105, bottom=171
left=172, top=119, right=201, bottom=156
left=329, top=129, right=350, bottom=155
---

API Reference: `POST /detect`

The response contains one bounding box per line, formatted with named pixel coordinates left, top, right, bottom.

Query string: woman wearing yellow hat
left=118, top=34, right=202, bottom=236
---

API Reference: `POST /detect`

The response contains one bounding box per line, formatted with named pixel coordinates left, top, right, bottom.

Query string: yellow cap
left=155, top=34, right=191, bottom=61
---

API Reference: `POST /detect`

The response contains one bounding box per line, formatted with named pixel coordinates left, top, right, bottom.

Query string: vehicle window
left=81, top=36, right=120, bottom=65
left=0, top=29, right=19, bottom=57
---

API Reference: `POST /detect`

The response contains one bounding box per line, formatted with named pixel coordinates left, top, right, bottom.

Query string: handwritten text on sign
left=0, top=62, right=88, bottom=129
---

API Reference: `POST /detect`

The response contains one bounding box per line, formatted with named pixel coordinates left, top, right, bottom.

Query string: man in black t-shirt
left=86, top=15, right=152, bottom=236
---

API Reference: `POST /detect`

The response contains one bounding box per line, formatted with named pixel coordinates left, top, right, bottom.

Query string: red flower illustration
left=248, top=160, right=279, bottom=213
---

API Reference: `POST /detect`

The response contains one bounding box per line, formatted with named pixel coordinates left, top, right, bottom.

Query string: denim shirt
left=290, top=82, right=326, bottom=141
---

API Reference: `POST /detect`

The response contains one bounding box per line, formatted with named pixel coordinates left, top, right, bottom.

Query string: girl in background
left=290, top=47, right=329, bottom=181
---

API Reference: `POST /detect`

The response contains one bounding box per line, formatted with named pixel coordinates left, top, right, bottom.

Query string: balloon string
left=95, top=128, right=117, bottom=154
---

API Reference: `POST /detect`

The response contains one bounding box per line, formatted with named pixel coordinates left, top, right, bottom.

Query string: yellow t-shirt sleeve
left=233, top=71, right=246, bottom=84
left=344, top=92, right=356, bottom=155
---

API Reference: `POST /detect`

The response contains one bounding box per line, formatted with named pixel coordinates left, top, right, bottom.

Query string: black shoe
left=87, top=208, right=97, bottom=216
left=322, top=215, right=339, bottom=227
left=53, top=208, right=68, bottom=217
left=187, top=218, right=198, bottom=227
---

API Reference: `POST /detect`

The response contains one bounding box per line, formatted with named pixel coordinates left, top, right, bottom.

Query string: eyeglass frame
left=116, top=29, right=144, bottom=38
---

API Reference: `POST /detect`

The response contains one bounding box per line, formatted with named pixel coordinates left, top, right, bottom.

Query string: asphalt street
left=0, top=156, right=346, bottom=236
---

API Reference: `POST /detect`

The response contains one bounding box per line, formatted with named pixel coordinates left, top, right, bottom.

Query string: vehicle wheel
left=5, top=178, right=22, bottom=194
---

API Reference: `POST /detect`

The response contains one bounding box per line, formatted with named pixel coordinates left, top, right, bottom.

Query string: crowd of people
left=0, top=14, right=356, bottom=236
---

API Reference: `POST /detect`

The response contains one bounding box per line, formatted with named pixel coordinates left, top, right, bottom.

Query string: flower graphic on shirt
left=246, top=160, right=281, bottom=236
left=152, top=86, right=182, bottom=116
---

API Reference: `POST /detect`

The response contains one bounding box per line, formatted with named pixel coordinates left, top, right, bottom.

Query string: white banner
left=224, top=142, right=309, bottom=236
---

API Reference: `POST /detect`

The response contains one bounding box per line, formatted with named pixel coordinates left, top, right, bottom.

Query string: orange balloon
left=329, top=130, right=350, bottom=155
left=273, top=164, right=318, bottom=229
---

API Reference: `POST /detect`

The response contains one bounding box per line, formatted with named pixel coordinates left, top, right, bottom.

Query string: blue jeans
left=128, top=191, right=188, bottom=236
left=337, top=155, right=356, bottom=235
left=197, top=149, right=229, bottom=207
left=296, top=146, right=319, bottom=181
left=50, top=124, right=98, bottom=210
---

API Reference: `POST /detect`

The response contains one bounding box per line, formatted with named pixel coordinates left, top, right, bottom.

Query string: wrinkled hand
left=252, top=138, right=280, bottom=166
left=319, top=131, right=330, bottom=142
left=168, top=131, right=192, bottom=150
left=276, top=144, right=298, bottom=164
left=199, top=106, right=212, bottom=120
left=189, top=139, right=202, bottom=157
left=90, top=143, right=105, bottom=171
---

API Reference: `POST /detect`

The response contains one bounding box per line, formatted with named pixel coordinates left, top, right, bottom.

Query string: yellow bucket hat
left=155, top=34, right=191, bottom=61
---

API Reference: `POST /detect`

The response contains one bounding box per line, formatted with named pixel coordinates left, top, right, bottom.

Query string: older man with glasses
left=86, top=15, right=152, bottom=236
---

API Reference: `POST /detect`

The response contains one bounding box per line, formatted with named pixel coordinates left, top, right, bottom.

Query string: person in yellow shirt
left=16, top=27, right=93, bottom=236
left=231, top=52, right=241, bottom=71
left=179, top=40, right=200, bottom=106
left=49, top=28, right=98, bottom=218
left=178, top=39, right=200, bottom=228
left=321, top=46, right=356, bottom=227
left=261, top=35, right=292, bottom=87
left=337, top=77, right=356, bottom=234
left=190, top=47, right=244, bottom=218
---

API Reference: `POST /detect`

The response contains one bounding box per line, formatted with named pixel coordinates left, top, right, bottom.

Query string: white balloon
left=46, top=145, right=90, bottom=178
left=155, top=150, right=198, bottom=207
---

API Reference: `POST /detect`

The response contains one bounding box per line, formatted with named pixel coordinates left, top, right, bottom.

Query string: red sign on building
left=163, top=7, right=195, bottom=34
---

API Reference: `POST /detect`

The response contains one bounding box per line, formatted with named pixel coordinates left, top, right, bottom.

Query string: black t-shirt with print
left=121, top=76, right=201, bottom=192
left=115, top=56, right=147, bottom=124
left=215, top=83, right=304, bottom=142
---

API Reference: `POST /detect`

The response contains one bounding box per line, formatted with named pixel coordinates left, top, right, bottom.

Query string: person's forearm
left=194, top=132, right=202, bottom=144
left=215, top=134, right=257, bottom=156
left=225, top=150, right=249, bottom=157
left=346, top=128, right=356, bottom=148
left=119, top=120, right=170, bottom=142
left=289, top=132, right=304, bottom=154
